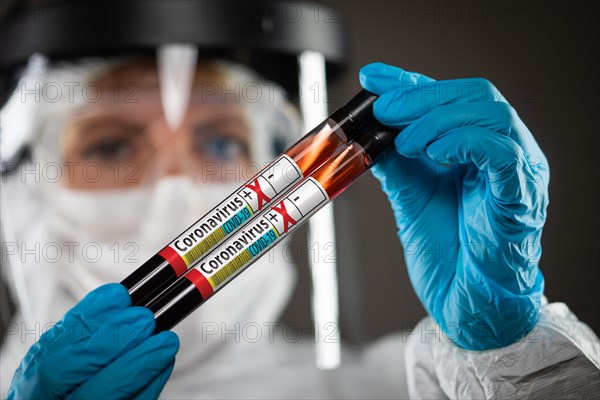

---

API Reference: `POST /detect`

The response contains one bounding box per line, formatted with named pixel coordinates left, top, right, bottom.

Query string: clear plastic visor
left=32, top=47, right=270, bottom=191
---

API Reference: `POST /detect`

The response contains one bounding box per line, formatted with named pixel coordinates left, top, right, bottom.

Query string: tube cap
left=330, top=89, right=379, bottom=142
left=357, top=122, right=399, bottom=163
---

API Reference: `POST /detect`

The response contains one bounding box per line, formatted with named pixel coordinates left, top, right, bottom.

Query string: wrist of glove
left=360, top=62, right=549, bottom=351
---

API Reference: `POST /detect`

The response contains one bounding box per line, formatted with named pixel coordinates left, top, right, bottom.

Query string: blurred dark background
left=281, top=0, right=600, bottom=341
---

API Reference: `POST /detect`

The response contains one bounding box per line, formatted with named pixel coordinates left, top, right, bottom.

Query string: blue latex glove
left=360, top=62, right=549, bottom=350
left=8, top=284, right=179, bottom=399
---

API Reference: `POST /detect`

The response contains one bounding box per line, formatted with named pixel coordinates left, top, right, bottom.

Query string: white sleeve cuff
left=405, top=302, right=600, bottom=399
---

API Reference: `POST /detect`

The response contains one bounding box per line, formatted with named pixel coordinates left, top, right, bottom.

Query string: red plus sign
left=272, top=201, right=297, bottom=234
left=245, top=178, right=271, bottom=211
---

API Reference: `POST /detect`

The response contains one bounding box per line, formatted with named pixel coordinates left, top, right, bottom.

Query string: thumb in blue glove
left=8, top=283, right=179, bottom=399
left=360, top=62, right=549, bottom=350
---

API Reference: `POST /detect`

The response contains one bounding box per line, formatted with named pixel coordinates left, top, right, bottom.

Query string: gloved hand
left=360, top=62, right=549, bottom=350
left=8, top=284, right=179, bottom=399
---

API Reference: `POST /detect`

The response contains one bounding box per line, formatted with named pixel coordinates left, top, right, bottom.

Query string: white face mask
left=43, top=177, right=239, bottom=294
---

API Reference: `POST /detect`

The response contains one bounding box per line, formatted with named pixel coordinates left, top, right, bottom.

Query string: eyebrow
left=70, top=114, right=145, bottom=133
left=64, top=117, right=144, bottom=152
left=192, top=115, right=249, bottom=137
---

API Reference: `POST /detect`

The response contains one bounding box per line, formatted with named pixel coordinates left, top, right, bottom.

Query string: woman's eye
left=200, top=135, right=249, bottom=162
left=82, top=138, right=131, bottom=163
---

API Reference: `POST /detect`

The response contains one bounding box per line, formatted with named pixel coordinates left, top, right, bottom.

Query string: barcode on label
left=207, top=250, right=253, bottom=288
left=182, top=229, right=226, bottom=266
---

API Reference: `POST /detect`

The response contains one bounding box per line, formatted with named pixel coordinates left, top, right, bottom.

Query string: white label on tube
left=195, top=178, right=329, bottom=291
left=161, top=155, right=302, bottom=271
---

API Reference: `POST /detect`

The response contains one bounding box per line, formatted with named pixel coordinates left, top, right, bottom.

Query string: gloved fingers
left=425, top=125, right=529, bottom=177
left=424, top=126, right=548, bottom=227
left=395, top=101, right=512, bottom=158
left=371, top=78, right=509, bottom=129
left=37, top=306, right=156, bottom=398
left=17, top=284, right=131, bottom=374
left=66, top=331, right=179, bottom=400
left=52, top=284, right=131, bottom=344
left=393, top=101, right=542, bottom=164
left=359, top=62, right=436, bottom=95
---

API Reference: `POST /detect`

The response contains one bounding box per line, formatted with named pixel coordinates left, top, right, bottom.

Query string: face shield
left=32, top=53, right=297, bottom=179
left=0, top=0, right=350, bottom=377
left=1, top=46, right=301, bottom=307
left=4, top=50, right=298, bottom=245
left=49, top=60, right=251, bottom=189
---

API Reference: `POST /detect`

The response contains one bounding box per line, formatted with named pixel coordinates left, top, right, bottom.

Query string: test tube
left=122, top=90, right=379, bottom=306
left=148, top=123, right=398, bottom=332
